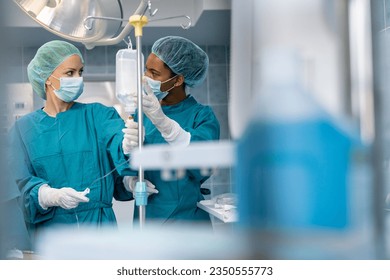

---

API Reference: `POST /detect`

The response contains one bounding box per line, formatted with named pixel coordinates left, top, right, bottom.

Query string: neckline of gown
left=40, top=102, right=82, bottom=119
left=161, top=95, right=197, bottom=113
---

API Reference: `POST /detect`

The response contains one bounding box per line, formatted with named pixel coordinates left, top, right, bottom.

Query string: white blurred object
left=130, top=140, right=235, bottom=170
left=251, top=48, right=326, bottom=122
left=213, top=193, right=237, bottom=208
left=112, top=200, right=135, bottom=230
left=229, top=0, right=350, bottom=139
left=35, top=224, right=245, bottom=259
left=6, top=249, right=23, bottom=260
left=197, top=193, right=238, bottom=223
left=197, top=200, right=237, bottom=223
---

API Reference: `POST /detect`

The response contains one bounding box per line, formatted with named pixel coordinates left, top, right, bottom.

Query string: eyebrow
left=62, top=67, right=84, bottom=72
left=147, top=66, right=161, bottom=75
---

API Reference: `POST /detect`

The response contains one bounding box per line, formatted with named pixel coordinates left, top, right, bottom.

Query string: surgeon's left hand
left=142, top=80, right=191, bottom=147
left=38, top=184, right=90, bottom=210
left=123, top=176, right=158, bottom=196
left=122, top=118, right=144, bottom=154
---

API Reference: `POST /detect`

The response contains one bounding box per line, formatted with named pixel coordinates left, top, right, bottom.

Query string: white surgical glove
left=122, top=118, right=144, bottom=154
left=142, top=80, right=191, bottom=147
left=38, top=184, right=90, bottom=210
left=123, top=176, right=159, bottom=196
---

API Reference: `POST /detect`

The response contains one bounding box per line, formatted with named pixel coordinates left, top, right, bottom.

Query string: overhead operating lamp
left=13, top=0, right=124, bottom=45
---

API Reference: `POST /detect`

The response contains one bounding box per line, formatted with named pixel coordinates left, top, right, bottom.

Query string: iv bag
left=115, top=48, right=144, bottom=114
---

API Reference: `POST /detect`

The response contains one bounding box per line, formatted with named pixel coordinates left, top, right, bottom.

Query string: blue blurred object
left=235, top=49, right=375, bottom=259
left=237, top=121, right=354, bottom=229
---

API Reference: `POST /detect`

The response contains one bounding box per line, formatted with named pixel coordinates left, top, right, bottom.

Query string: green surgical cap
left=152, top=36, right=208, bottom=88
left=27, top=40, right=84, bottom=100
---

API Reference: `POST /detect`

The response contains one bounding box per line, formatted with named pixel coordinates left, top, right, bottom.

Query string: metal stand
left=130, top=14, right=148, bottom=229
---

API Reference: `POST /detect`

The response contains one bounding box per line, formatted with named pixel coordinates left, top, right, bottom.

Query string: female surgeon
left=122, top=36, right=220, bottom=225
left=9, top=40, right=154, bottom=240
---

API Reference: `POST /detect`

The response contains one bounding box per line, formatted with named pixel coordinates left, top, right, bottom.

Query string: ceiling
left=4, top=0, right=231, bottom=47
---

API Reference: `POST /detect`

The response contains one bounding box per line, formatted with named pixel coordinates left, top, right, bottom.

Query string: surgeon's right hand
left=38, top=184, right=90, bottom=210
left=123, top=176, right=158, bottom=196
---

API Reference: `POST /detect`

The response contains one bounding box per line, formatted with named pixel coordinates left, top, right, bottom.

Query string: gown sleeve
left=187, top=106, right=220, bottom=143
left=186, top=105, right=220, bottom=183
left=1, top=126, right=32, bottom=251
left=8, top=122, right=52, bottom=224
left=95, top=104, right=136, bottom=200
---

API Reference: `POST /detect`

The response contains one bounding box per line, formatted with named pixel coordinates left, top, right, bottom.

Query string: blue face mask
left=50, top=76, right=84, bottom=102
left=144, top=75, right=178, bottom=101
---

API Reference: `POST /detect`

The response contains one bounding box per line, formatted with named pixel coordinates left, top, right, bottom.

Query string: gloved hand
left=122, top=117, right=144, bottom=154
left=123, top=176, right=159, bottom=196
left=38, top=184, right=90, bottom=210
left=142, top=79, right=191, bottom=147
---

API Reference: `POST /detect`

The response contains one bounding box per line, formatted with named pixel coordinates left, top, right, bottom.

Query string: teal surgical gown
left=1, top=140, right=31, bottom=254
left=134, top=96, right=220, bottom=224
left=9, top=102, right=136, bottom=236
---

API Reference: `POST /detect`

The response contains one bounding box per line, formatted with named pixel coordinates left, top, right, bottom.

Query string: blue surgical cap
left=27, top=40, right=84, bottom=100
left=151, top=36, right=209, bottom=88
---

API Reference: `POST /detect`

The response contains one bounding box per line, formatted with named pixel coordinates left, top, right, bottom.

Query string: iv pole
left=84, top=1, right=152, bottom=228
left=129, top=13, right=148, bottom=229
left=113, top=2, right=190, bottom=229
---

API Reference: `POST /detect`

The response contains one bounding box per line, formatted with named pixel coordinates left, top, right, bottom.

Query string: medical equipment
left=13, top=0, right=123, bottom=45
left=115, top=41, right=144, bottom=115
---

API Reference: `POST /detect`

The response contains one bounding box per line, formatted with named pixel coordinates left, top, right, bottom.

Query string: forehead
left=146, top=53, right=168, bottom=72
left=56, top=54, right=84, bottom=70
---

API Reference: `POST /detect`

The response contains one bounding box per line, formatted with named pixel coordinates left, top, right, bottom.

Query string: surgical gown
left=9, top=102, right=136, bottom=236
left=1, top=139, right=31, bottom=256
left=134, top=96, right=220, bottom=224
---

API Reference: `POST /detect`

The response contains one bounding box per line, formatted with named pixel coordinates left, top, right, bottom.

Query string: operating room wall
left=5, top=42, right=233, bottom=201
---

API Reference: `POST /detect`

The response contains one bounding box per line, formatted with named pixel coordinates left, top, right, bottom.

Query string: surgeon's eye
left=150, top=70, right=160, bottom=79
left=66, top=71, right=74, bottom=77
